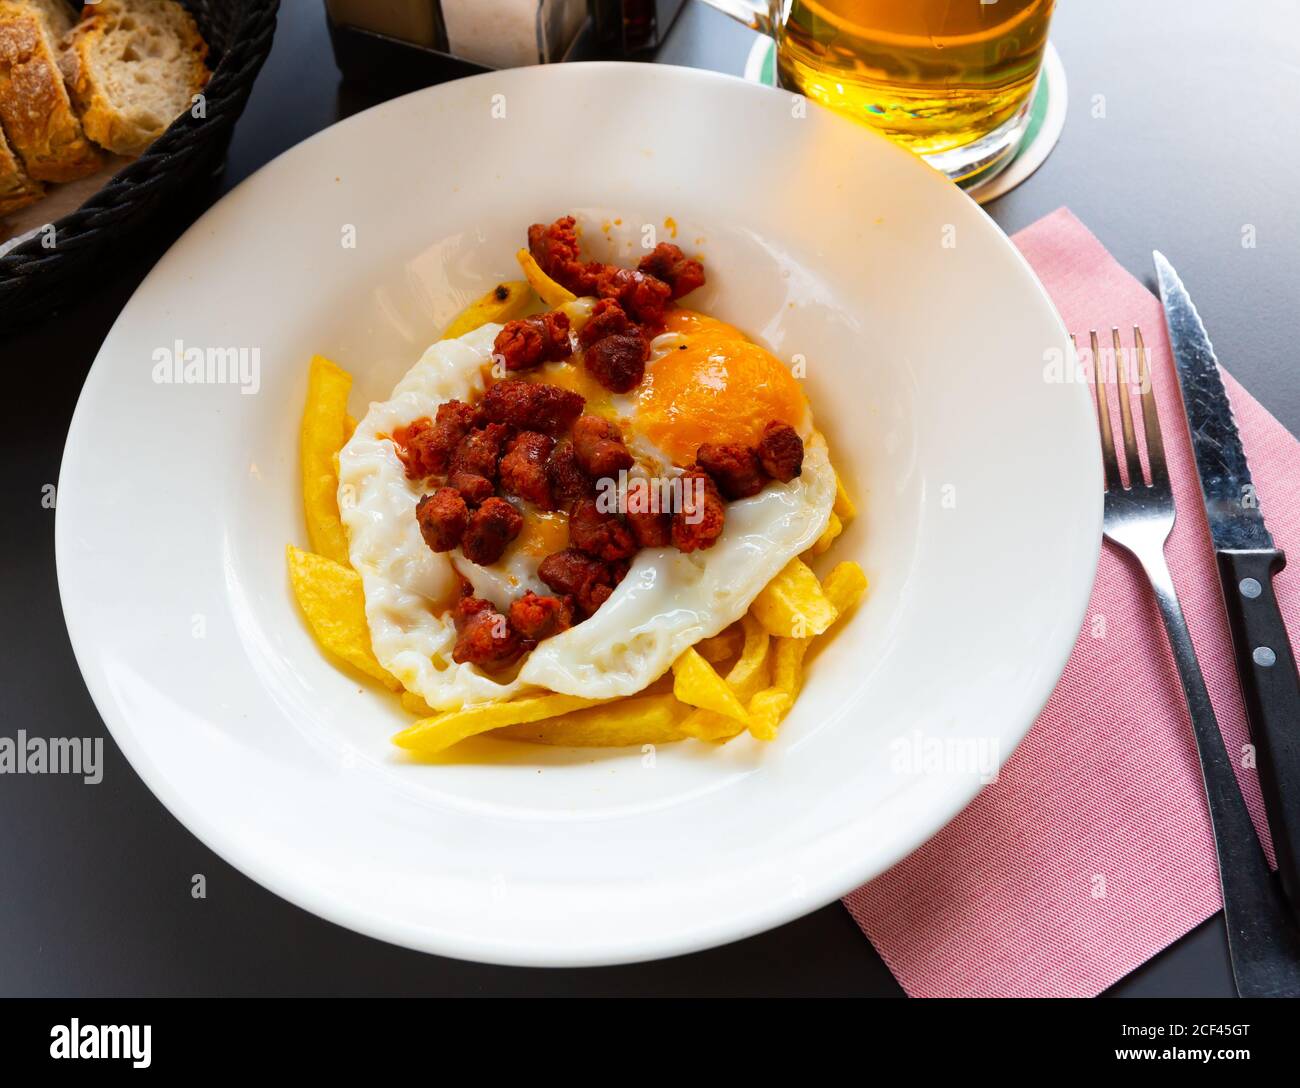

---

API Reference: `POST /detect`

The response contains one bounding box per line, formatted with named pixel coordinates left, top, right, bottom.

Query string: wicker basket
left=0, top=0, right=280, bottom=330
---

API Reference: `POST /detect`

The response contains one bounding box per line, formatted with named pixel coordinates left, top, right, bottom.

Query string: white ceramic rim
left=56, top=63, right=1101, bottom=966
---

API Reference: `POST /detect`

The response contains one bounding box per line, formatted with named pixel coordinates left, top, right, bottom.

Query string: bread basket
left=0, top=0, right=280, bottom=331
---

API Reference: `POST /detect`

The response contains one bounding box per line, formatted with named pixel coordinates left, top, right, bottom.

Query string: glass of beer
left=700, top=0, right=1056, bottom=186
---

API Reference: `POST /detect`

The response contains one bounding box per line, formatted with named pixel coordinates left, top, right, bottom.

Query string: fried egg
left=337, top=304, right=835, bottom=711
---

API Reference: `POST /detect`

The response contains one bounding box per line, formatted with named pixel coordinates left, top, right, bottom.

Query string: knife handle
left=1217, top=548, right=1300, bottom=912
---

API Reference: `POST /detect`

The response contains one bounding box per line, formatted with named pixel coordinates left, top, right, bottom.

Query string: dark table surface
left=3, top=0, right=1297, bottom=997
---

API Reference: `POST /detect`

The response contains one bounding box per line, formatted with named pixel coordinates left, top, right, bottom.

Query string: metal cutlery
left=1086, top=324, right=1300, bottom=997
left=1154, top=251, right=1300, bottom=915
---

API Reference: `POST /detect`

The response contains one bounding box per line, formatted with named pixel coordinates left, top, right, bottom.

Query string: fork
left=1088, top=326, right=1300, bottom=996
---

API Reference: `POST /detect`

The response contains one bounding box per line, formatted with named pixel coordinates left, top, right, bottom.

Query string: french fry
left=770, top=564, right=867, bottom=699
left=680, top=615, right=770, bottom=741
left=393, top=692, right=606, bottom=755
left=404, top=680, right=689, bottom=748
left=300, top=355, right=353, bottom=566
left=696, top=625, right=743, bottom=664
left=823, top=561, right=869, bottom=614
left=748, top=662, right=795, bottom=738
left=833, top=471, right=857, bottom=521
left=728, top=613, right=772, bottom=703
left=746, top=635, right=811, bottom=741
left=751, top=557, right=838, bottom=637
left=443, top=280, right=533, bottom=339
left=747, top=688, right=792, bottom=742
left=498, top=694, right=690, bottom=747
left=680, top=707, right=747, bottom=742
left=672, top=646, right=750, bottom=725
left=747, top=560, right=868, bottom=742
left=809, top=510, right=843, bottom=556
left=772, top=636, right=811, bottom=697
left=286, top=545, right=400, bottom=691
left=400, top=690, right=434, bottom=717
left=516, top=248, right=576, bottom=307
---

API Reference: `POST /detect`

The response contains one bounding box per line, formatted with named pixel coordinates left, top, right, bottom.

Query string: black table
left=4, top=0, right=1296, bottom=997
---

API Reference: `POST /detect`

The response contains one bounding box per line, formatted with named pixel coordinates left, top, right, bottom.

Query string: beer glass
left=701, top=1, right=1056, bottom=185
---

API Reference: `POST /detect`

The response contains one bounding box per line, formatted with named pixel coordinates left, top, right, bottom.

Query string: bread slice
left=63, top=0, right=209, bottom=158
left=0, top=118, right=41, bottom=214
left=24, top=0, right=74, bottom=38
left=0, top=0, right=99, bottom=182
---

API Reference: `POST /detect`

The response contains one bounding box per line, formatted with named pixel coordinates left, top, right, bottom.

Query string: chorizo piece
left=697, top=442, right=765, bottom=500
left=637, top=242, right=706, bottom=300
left=507, top=592, right=574, bottom=641
left=493, top=311, right=572, bottom=372
left=569, top=498, right=639, bottom=562
left=671, top=468, right=726, bottom=553
left=394, top=399, right=479, bottom=479
left=481, top=379, right=585, bottom=436
left=449, top=422, right=509, bottom=480
left=538, top=548, right=618, bottom=616
left=755, top=420, right=804, bottom=482
left=625, top=507, right=671, bottom=549
left=528, top=216, right=599, bottom=295
left=571, top=414, right=633, bottom=479
left=546, top=440, right=593, bottom=508
left=446, top=422, right=510, bottom=504
left=447, top=471, right=495, bottom=505
left=526, top=218, right=676, bottom=323
left=415, top=487, right=469, bottom=552
left=498, top=431, right=555, bottom=509
left=578, top=298, right=632, bottom=348
left=583, top=330, right=648, bottom=393
left=393, top=417, right=434, bottom=480
left=452, top=607, right=521, bottom=668
left=528, top=217, right=580, bottom=270
left=457, top=595, right=492, bottom=619
left=461, top=497, right=523, bottom=565
left=592, top=265, right=672, bottom=327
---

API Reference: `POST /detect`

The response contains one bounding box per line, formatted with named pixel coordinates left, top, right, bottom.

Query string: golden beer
left=773, top=0, right=1055, bottom=180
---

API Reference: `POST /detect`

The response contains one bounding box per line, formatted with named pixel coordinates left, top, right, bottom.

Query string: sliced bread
left=63, top=0, right=209, bottom=158
left=0, top=119, right=41, bottom=214
left=0, top=0, right=99, bottom=182
left=24, top=0, right=74, bottom=38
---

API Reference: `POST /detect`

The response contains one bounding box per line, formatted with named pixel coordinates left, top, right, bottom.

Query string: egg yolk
left=515, top=509, right=570, bottom=558
left=635, top=310, right=807, bottom=467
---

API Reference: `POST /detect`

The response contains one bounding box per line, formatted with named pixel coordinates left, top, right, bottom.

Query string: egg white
left=337, top=322, right=537, bottom=709
left=520, top=433, right=834, bottom=698
left=337, top=315, right=835, bottom=711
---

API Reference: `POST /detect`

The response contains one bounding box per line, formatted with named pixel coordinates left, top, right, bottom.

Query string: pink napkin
left=843, top=207, right=1300, bottom=998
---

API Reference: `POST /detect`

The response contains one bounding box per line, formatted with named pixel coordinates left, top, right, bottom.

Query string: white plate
left=56, top=63, right=1100, bottom=966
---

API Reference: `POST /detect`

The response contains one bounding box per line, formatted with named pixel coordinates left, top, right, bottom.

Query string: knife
left=1155, top=250, right=1300, bottom=913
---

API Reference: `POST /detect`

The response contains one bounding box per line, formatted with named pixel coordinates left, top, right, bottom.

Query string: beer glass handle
left=696, top=0, right=776, bottom=34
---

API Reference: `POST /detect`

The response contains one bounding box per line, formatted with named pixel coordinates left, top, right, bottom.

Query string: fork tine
left=1089, top=330, right=1120, bottom=491
left=1112, top=327, right=1143, bottom=486
left=1132, top=326, right=1167, bottom=486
